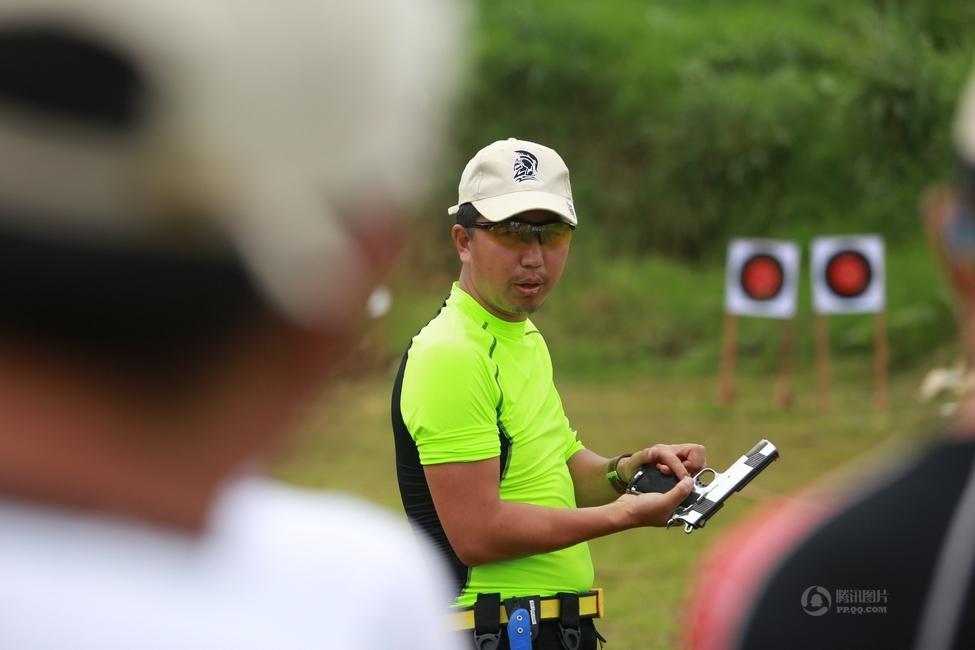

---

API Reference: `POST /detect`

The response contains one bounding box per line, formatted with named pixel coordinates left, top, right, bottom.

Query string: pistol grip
left=627, top=465, right=697, bottom=509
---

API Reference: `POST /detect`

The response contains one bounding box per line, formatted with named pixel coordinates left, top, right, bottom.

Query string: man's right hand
left=613, top=474, right=694, bottom=527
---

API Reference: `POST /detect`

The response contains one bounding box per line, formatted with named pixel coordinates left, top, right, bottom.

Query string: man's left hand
left=620, top=443, right=707, bottom=485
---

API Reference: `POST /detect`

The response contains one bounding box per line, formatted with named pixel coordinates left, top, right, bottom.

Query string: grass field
left=273, top=359, right=944, bottom=648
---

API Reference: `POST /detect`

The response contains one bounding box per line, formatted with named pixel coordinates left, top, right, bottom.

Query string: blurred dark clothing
left=705, top=439, right=975, bottom=650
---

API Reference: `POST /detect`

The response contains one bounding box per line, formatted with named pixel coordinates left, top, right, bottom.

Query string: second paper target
left=811, top=235, right=885, bottom=314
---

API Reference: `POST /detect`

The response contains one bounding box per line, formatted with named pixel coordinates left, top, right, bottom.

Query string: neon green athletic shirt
left=398, top=282, right=593, bottom=607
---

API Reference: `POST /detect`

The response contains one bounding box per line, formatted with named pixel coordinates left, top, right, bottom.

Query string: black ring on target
left=824, top=249, right=872, bottom=299
left=739, top=253, right=784, bottom=301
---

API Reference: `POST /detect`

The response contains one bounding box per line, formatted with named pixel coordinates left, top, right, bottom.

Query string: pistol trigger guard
left=693, top=467, right=717, bottom=491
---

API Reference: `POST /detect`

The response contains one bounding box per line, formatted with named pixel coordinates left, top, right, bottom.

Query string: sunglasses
left=468, top=220, right=575, bottom=247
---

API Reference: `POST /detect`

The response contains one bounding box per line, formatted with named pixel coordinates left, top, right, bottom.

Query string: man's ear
left=452, top=224, right=473, bottom=263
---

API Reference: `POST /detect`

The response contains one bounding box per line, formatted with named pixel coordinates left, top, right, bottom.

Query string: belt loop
left=557, top=592, right=581, bottom=650
left=473, top=593, right=502, bottom=650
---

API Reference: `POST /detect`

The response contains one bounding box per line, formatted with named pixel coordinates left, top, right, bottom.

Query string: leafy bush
left=427, top=0, right=975, bottom=260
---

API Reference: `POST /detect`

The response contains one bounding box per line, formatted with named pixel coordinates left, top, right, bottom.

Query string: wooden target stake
left=874, top=311, right=888, bottom=411
left=774, top=317, right=795, bottom=410
left=719, top=313, right=738, bottom=406
left=815, top=314, right=831, bottom=413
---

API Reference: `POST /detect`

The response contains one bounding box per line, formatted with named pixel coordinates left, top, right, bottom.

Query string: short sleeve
left=400, top=340, right=502, bottom=465
left=564, top=427, right=586, bottom=461
left=551, top=384, right=585, bottom=461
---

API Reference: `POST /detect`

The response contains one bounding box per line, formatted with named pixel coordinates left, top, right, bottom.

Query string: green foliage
left=432, top=0, right=975, bottom=259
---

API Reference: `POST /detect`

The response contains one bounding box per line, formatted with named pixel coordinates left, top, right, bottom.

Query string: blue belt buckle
left=507, top=607, right=533, bottom=650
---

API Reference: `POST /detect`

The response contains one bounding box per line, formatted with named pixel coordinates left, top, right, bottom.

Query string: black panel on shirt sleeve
left=392, top=343, right=471, bottom=597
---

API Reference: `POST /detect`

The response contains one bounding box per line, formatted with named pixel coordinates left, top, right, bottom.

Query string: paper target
left=811, top=235, right=885, bottom=314
left=725, top=239, right=801, bottom=319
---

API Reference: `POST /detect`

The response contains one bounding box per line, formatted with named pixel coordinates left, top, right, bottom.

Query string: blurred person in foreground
left=392, top=138, right=708, bottom=649
left=0, top=0, right=465, bottom=647
left=682, top=74, right=975, bottom=650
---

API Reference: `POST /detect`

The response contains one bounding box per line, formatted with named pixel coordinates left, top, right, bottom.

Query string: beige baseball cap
left=448, top=137, right=577, bottom=226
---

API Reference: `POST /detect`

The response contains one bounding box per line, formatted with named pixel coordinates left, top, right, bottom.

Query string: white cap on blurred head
left=448, top=137, right=577, bottom=226
left=955, top=70, right=975, bottom=169
left=0, top=0, right=465, bottom=327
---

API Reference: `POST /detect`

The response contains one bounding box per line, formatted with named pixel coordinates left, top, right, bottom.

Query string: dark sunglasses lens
left=540, top=223, right=573, bottom=245
left=484, top=221, right=573, bottom=246
left=490, top=223, right=531, bottom=244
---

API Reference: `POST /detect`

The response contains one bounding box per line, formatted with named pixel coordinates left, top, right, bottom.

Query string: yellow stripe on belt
left=449, top=588, right=604, bottom=631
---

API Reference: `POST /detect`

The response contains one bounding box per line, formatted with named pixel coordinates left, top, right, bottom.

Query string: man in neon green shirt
left=392, top=138, right=707, bottom=649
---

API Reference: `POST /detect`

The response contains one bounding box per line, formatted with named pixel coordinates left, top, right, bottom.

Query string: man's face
left=454, top=209, right=572, bottom=321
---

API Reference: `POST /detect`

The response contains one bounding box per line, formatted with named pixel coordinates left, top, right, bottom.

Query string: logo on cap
left=513, top=150, right=539, bottom=183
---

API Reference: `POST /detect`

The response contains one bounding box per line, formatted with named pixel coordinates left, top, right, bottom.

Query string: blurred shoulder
left=213, top=476, right=424, bottom=560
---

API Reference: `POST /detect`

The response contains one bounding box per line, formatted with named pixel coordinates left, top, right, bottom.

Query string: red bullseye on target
left=725, top=239, right=799, bottom=319
left=825, top=250, right=871, bottom=298
left=740, top=254, right=784, bottom=301
left=811, top=235, right=884, bottom=315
